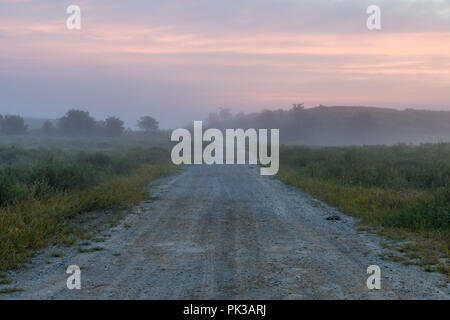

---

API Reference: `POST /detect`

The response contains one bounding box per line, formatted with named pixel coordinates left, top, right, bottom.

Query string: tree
left=40, top=120, right=54, bottom=135
left=218, top=107, right=232, bottom=120
left=206, top=111, right=219, bottom=127
left=1, top=115, right=28, bottom=135
left=137, top=116, right=158, bottom=133
left=58, top=109, right=96, bottom=136
left=292, top=103, right=304, bottom=111
left=104, top=116, right=124, bottom=137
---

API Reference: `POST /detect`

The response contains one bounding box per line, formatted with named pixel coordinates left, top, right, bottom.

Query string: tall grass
left=0, top=147, right=169, bottom=206
left=0, top=146, right=173, bottom=270
left=278, top=143, right=450, bottom=275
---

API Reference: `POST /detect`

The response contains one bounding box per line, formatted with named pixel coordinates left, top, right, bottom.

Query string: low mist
left=203, top=105, right=450, bottom=146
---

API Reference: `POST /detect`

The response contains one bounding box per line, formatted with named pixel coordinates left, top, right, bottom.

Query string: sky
left=0, top=0, right=450, bottom=128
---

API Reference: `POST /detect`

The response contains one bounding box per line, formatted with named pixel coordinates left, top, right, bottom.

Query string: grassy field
left=2, top=133, right=449, bottom=278
left=0, top=134, right=174, bottom=270
left=277, top=143, right=450, bottom=276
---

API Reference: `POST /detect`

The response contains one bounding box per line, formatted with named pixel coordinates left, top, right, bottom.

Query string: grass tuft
left=50, top=252, right=65, bottom=258
left=78, top=246, right=105, bottom=253
left=0, top=287, right=23, bottom=294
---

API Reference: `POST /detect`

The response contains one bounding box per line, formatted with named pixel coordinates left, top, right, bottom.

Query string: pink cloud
left=1, top=17, right=449, bottom=112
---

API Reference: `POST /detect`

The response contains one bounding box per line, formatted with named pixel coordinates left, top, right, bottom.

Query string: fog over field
left=202, top=105, right=450, bottom=146
left=12, top=104, right=450, bottom=146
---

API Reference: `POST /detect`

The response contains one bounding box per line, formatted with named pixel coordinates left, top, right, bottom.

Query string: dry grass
left=277, top=166, right=449, bottom=277
left=0, top=163, right=173, bottom=270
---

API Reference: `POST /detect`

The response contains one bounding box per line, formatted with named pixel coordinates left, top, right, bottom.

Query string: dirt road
left=5, top=165, right=449, bottom=299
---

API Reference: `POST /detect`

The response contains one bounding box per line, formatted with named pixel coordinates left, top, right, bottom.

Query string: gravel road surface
left=4, top=165, right=449, bottom=299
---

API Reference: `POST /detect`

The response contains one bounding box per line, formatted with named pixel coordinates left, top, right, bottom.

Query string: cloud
left=0, top=0, right=449, bottom=126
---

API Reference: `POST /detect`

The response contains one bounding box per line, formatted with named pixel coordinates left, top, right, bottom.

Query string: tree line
left=204, top=104, right=450, bottom=145
left=0, top=109, right=159, bottom=137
